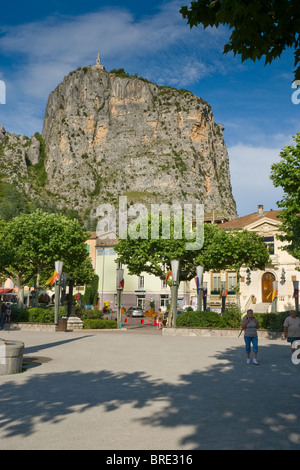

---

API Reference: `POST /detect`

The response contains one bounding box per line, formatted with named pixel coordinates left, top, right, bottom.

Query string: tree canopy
left=180, top=0, right=300, bottom=80
left=270, top=132, right=300, bottom=261
left=0, top=210, right=94, bottom=304
left=115, top=214, right=270, bottom=317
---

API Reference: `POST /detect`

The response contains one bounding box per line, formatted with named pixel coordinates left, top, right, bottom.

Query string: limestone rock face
left=0, top=66, right=237, bottom=219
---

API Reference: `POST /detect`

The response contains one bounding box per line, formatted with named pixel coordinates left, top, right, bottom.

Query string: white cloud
left=228, top=143, right=287, bottom=216
left=0, top=1, right=228, bottom=100
left=0, top=0, right=231, bottom=136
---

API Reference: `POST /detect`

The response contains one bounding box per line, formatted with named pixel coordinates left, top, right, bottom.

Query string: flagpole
left=271, top=281, right=278, bottom=312
left=116, top=263, right=124, bottom=329
left=54, top=261, right=63, bottom=326
left=196, top=266, right=204, bottom=312
left=293, top=281, right=299, bottom=313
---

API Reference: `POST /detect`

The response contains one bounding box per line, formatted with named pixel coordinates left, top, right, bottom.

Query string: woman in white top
left=283, top=310, right=300, bottom=354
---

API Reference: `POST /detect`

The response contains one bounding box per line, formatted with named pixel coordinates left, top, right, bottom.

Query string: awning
left=0, top=288, right=14, bottom=294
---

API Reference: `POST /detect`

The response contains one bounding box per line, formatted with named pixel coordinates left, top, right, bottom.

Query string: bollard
left=141, top=319, right=144, bottom=325
left=0, top=340, right=24, bottom=375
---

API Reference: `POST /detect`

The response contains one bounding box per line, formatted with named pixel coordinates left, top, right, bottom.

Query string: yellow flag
left=46, top=271, right=60, bottom=286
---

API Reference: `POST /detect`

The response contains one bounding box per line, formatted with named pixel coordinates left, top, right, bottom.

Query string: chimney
left=257, top=204, right=264, bottom=216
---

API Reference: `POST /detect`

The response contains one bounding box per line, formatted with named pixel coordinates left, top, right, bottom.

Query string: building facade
left=90, top=205, right=299, bottom=314
left=89, top=236, right=190, bottom=312
left=193, top=205, right=299, bottom=313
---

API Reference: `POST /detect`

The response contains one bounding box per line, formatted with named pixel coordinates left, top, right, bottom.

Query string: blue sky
left=0, top=0, right=299, bottom=217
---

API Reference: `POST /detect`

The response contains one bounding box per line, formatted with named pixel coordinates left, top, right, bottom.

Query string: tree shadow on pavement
left=0, top=342, right=299, bottom=450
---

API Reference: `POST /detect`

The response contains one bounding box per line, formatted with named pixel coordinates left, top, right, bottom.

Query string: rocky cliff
left=0, top=65, right=237, bottom=223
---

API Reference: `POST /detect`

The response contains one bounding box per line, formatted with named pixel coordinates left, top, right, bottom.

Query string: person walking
left=283, top=310, right=300, bottom=354
left=156, top=309, right=164, bottom=330
left=241, top=309, right=259, bottom=365
left=0, top=301, right=7, bottom=330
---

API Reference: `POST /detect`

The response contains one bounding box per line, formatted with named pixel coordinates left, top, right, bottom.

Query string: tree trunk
left=67, top=278, right=74, bottom=317
left=236, top=269, right=241, bottom=310
left=16, top=276, right=24, bottom=306
left=33, top=267, right=41, bottom=307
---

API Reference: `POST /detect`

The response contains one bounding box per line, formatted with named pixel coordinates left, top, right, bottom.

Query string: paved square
left=0, top=328, right=299, bottom=450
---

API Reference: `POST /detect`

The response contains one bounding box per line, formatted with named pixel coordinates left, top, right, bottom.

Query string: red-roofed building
left=189, top=205, right=299, bottom=313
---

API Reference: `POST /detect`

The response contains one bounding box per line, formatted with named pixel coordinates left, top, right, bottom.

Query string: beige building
left=85, top=205, right=299, bottom=314
left=88, top=236, right=190, bottom=312
left=191, top=205, right=299, bottom=313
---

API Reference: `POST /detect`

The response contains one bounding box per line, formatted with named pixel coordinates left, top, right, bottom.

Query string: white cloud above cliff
left=0, top=0, right=298, bottom=216
left=228, top=142, right=288, bottom=216
left=0, top=2, right=227, bottom=101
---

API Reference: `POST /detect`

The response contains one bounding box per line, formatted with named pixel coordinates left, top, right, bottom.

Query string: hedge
left=11, top=306, right=55, bottom=323
left=252, top=312, right=291, bottom=331
left=78, top=309, right=104, bottom=321
left=83, top=319, right=117, bottom=329
left=176, top=310, right=294, bottom=331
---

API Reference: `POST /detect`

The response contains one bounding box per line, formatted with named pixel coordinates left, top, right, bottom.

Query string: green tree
left=270, top=132, right=300, bottom=261
left=115, top=214, right=204, bottom=326
left=225, top=229, right=271, bottom=308
left=196, top=226, right=271, bottom=308
left=82, top=274, right=99, bottom=306
left=180, top=0, right=300, bottom=80
left=115, top=215, right=270, bottom=322
left=0, top=182, right=29, bottom=221
left=115, top=217, right=241, bottom=325
left=0, top=210, right=94, bottom=305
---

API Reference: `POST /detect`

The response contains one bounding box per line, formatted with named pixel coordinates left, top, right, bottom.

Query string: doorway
left=137, top=296, right=145, bottom=309
left=262, top=272, right=275, bottom=302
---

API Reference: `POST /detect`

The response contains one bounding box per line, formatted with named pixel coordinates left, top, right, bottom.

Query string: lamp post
left=293, top=280, right=299, bottom=313
left=54, top=260, right=63, bottom=324
left=196, top=265, right=204, bottom=312
left=171, top=260, right=180, bottom=327
left=221, top=281, right=226, bottom=313
left=116, top=262, right=124, bottom=329
left=271, top=280, right=278, bottom=313
left=203, top=282, right=207, bottom=311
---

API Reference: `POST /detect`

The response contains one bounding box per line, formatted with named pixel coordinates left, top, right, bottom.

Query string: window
left=161, top=279, right=168, bottom=289
left=138, top=276, right=144, bottom=289
left=228, top=274, right=237, bottom=291
left=160, top=294, right=170, bottom=308
left=213, top=275, right=221, bottom=292
left=263, top=237, right=275, bottom=254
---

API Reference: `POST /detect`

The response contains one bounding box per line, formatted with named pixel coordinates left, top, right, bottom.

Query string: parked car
left=125, top=307, right=144, bottom=317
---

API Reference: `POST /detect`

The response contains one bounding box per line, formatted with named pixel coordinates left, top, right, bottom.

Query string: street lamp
left=203, top=282, right=207, bottom=311
left=196, top=265, right=204, bottom=312
left=271, top=280, right=278, bottom=312
left=293, top=280, right=299, bottom=313
left=221, top=281, right=227, bottom=313
left=171, top=260, right=180, bottom=327
left=54, top=260, right=63, bottom=324
left=116, top=262, right=124, bottom=329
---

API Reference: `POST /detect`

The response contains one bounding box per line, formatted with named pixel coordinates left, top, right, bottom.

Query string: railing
left=121, top=315, right=157, bottom=328
left=242, top=295, right=253, bottom=313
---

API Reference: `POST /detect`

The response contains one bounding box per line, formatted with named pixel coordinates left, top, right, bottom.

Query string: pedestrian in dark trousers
left=0, top=301, right=7, bottom=330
